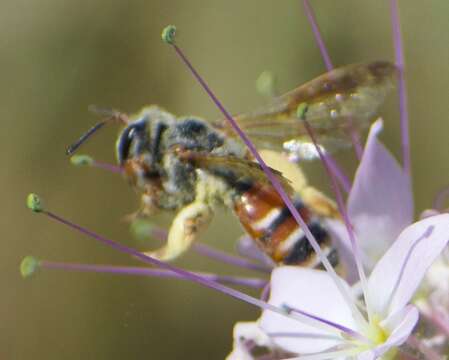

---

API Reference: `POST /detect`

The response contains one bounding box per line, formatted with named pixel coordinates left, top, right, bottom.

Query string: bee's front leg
left=144, top=201, right=213, bottom=261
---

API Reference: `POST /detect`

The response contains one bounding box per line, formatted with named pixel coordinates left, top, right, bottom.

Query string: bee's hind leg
left=144, top=202, right=213, bottom=261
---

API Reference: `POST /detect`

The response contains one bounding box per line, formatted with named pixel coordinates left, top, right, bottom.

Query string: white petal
left=348, top=119, right=413, bottom=267
left=367, top=214, right=449, bottom=316
left=375, top=305, right=419, bottom=357
left=356, top=352, right=375, bottom=360
left=226, top=322, right=273, bottom=360
left=260, top=267, right=357, bottom=354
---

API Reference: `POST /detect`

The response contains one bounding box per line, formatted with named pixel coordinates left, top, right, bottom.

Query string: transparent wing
left=218, top=61, right=397, bottom=160
left=176, top=149, right=294, bottom=193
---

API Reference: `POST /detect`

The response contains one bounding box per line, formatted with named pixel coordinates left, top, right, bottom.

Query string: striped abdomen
left=233, top=184, right=337, bottom=267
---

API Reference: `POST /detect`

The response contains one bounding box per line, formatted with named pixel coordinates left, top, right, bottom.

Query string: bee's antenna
left=66, top=120, right=108, bottom=155
left=65, top=106, right=128, bottom=156
left=88, top=105, right=118, bottom=117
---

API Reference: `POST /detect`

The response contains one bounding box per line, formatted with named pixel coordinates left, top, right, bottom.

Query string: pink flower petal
left=259, top=267, right=357, bottom=354
left=358, top=305, right=418, bottom=359
left=348, top=119, right=413, bottom=266
left=367, top=214, right=449, bottom=316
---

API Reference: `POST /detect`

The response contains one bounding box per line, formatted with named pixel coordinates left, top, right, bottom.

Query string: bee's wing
left=218, top=61, right=397, bottom=161
left=177, top=150, right=294, bottom=193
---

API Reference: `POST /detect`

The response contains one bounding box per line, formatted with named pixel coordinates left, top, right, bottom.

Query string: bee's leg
left=144, top=202, right=213, bottom=261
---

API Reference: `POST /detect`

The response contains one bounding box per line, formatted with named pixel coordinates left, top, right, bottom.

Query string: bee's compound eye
left=117, top=127, right=134, bottom=165
left=117, top=121, right=146, bottom=165
left=117, top=117, right=149, bottom=165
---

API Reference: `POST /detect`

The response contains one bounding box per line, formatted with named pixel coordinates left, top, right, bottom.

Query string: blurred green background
left=2, top=0, right=448, bottom=359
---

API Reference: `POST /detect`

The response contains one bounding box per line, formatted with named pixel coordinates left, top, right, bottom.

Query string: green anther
left=256, top=71, right=277, bottom=98
left=26, top=193, right=43, bottom=213
left=20, top=256, right=40, bottom=278
left=296, top=102, right=309, bottom=120
left=70, top=154, right=94, bottom=166
left=130, top=219, right=154, bottom=242
left=162, top=25, right=177, bottom=44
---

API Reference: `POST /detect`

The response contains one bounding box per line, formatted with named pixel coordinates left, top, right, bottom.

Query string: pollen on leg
left=145, top=202, right=213, bottom=261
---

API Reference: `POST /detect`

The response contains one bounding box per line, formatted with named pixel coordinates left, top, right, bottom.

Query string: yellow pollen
left=367, top=314, right=388, bottom=345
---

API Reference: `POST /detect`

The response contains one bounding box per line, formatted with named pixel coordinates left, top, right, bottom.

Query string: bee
left=67, top=61, right=396, bottom=267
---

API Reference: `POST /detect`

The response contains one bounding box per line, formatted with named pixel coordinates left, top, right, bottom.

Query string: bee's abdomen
left=233, top=185, right=337, bottom=267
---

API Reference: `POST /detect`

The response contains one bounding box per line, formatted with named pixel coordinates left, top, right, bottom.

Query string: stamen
left=130, top=221, right=272, bottom=273
left=324, top=155, right=351, bottom=194
left=407, top=334, right=443, bottom=360
left=284, top=348, right=359, bottom=360
left=236, top=236, right=276, bottom=268
left=26, top=194, right=356, bottom=337
left=433, top=185, right=449, bottom=211
left=130, top=220, right=168, bottom=242
left=27, top=193, right=43, bottom=213
left=390, top=0, right=411, bottom=176
left=301, top=0, right=333, bottom=71
left=260, top=283, right=271, bottom=302
left=256, top=70, right=277, bottom=98
left=161, top=26, right=365, bottom=327
left=193, top=243, right=272, bottom=273
left=283, top=304, right=367, bottom=343
left=299, top=106, right=371, bottom=324
left=302, top=0, right=362, bottom=163
left=348, top=127, right=364, bottom=161
left=397, top=346, right=421, bottom=360
left=268, top=331, right=339, bottom=341
left=70, top=155, right=123, bottom=174
left=418, top=307, right=449, bottom=339
left=30, top=259, right=268, bottom=289
left=20, top=256, right=40, bottom=278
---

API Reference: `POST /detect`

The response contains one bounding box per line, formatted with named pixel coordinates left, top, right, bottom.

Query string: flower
left=23, top=1, right=449, bottom=359
left=229, top=214, right=449, bottom=359
left=325, top=119, right=414, bottom=280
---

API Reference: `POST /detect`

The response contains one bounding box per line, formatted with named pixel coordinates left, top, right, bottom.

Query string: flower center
left=366, top=314, right=388, bottom=345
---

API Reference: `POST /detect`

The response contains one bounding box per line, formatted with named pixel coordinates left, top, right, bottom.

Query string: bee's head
left=115, top=107, right=175, bottom=186
left=67, top=106, right=172, bottom=176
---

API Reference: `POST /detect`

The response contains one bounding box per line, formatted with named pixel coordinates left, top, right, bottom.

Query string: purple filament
left=302, top=0, right=333, bottom=71
left=349, top=128, right=364, bottom=161
left=419, top=307, right=449, bottom=338
left=40, top=260, right=267, bottom=289
left=193, top=243, right=272, bottom=273
left=283, top=304, right=366, bottom=342
left=92, top=161, right=123, bottom=174
left=41, top=209, right=353, bottom=336
left=433, top=186, right=449, bottom=211
left=169, top=41, right=366, bottom=326
left=325, top=155, right=351, bottom=194
left=407, top=335, right=442, bottom=360
left=260, top=283, right=271, bottom=302
left=171, top=42, right=335, bottom=278
left=301, top=0, right=356, bottom=189
left=141, top=225, right=272, bottom=273
left=302, top=120, right=370, bottom=316
left=303, top=0, right=363, bottom=165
